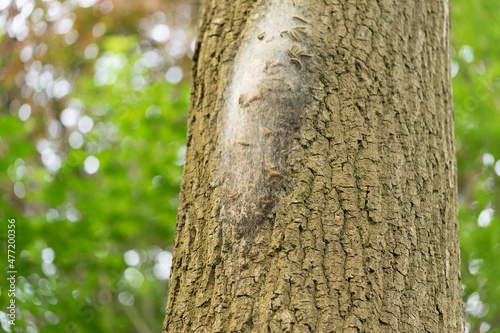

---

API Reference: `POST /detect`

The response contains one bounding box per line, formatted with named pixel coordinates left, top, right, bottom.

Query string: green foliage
left=452, top=0, right=500, bottom=331
left=0, top=55, right=189, bottom=333
left=0, top=1, right=193, bottom=331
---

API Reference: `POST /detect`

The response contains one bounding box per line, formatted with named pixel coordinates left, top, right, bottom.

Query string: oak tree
left=163, top=0, right=464, bottom=331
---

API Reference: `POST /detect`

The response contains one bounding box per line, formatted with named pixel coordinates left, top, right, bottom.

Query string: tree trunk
left=163, top=0, right=463, bottom=332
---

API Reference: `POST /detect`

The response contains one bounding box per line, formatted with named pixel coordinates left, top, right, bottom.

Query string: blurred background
left=0, top=0, right=498, bottom=332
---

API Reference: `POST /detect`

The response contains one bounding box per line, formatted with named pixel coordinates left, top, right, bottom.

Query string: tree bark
left=163, top=0, right=463, bottom=332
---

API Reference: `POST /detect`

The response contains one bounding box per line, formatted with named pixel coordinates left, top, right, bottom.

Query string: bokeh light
left=1, top=0, right=195, bottom=331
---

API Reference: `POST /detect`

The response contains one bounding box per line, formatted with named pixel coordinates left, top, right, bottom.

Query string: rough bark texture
left=163, top=0, right=463, bottom=332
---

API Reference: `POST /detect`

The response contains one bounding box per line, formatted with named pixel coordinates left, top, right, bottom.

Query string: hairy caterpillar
left=217, top=1, right=313, bottom=237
